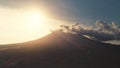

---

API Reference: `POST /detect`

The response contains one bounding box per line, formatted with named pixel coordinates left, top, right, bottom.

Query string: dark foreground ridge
left=0, top=31, right=120, bottom=68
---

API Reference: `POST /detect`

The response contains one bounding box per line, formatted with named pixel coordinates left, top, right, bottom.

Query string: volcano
left=0, top=31, right=120, bottom=68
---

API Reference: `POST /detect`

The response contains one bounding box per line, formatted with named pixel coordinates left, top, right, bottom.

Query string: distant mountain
left=0, top=31, right=120, bottom=68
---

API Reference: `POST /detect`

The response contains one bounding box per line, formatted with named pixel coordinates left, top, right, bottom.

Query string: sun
left=26, top=10, right=47, bottom=27
left=24, top=9, right=51, bottom=30
left=24, top=9, right=52, bottom=38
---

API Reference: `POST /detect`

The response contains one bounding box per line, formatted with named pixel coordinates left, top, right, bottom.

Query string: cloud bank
left=0, top=0, right=46, bottom=8
left=60, top=20, right=120, bottom=41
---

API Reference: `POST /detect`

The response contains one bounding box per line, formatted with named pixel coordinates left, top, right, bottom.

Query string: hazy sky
left=0, top=0, right=120, bottom=44
left=0, top=0, right=120, bottom=24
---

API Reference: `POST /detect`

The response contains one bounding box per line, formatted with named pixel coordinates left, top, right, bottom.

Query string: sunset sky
left=0, top=0, right=120, bottom=44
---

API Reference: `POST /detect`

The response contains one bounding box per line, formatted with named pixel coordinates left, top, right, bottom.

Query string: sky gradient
left=0, top=0, right=120, bottom=24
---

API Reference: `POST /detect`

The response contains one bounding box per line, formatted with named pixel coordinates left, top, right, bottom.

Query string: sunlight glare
left=24, top=9, right=52, bottom=39
left=26, top=10, right=47, bottom=27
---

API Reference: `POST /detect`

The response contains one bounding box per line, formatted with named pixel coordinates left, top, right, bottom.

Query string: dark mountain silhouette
left=0, top=31, right=120, bottom=68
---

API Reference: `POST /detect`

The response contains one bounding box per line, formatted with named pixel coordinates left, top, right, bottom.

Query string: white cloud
left=60, top=20, right=120, bottom=41
left=104, top=40, right=120, bottom=45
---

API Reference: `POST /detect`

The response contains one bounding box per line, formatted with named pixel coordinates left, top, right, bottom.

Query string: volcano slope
left=0, top=31, right=120, bottom=68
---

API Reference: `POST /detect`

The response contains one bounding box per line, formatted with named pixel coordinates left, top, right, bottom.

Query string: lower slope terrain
left=0, top=31, right=120, bottom=68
